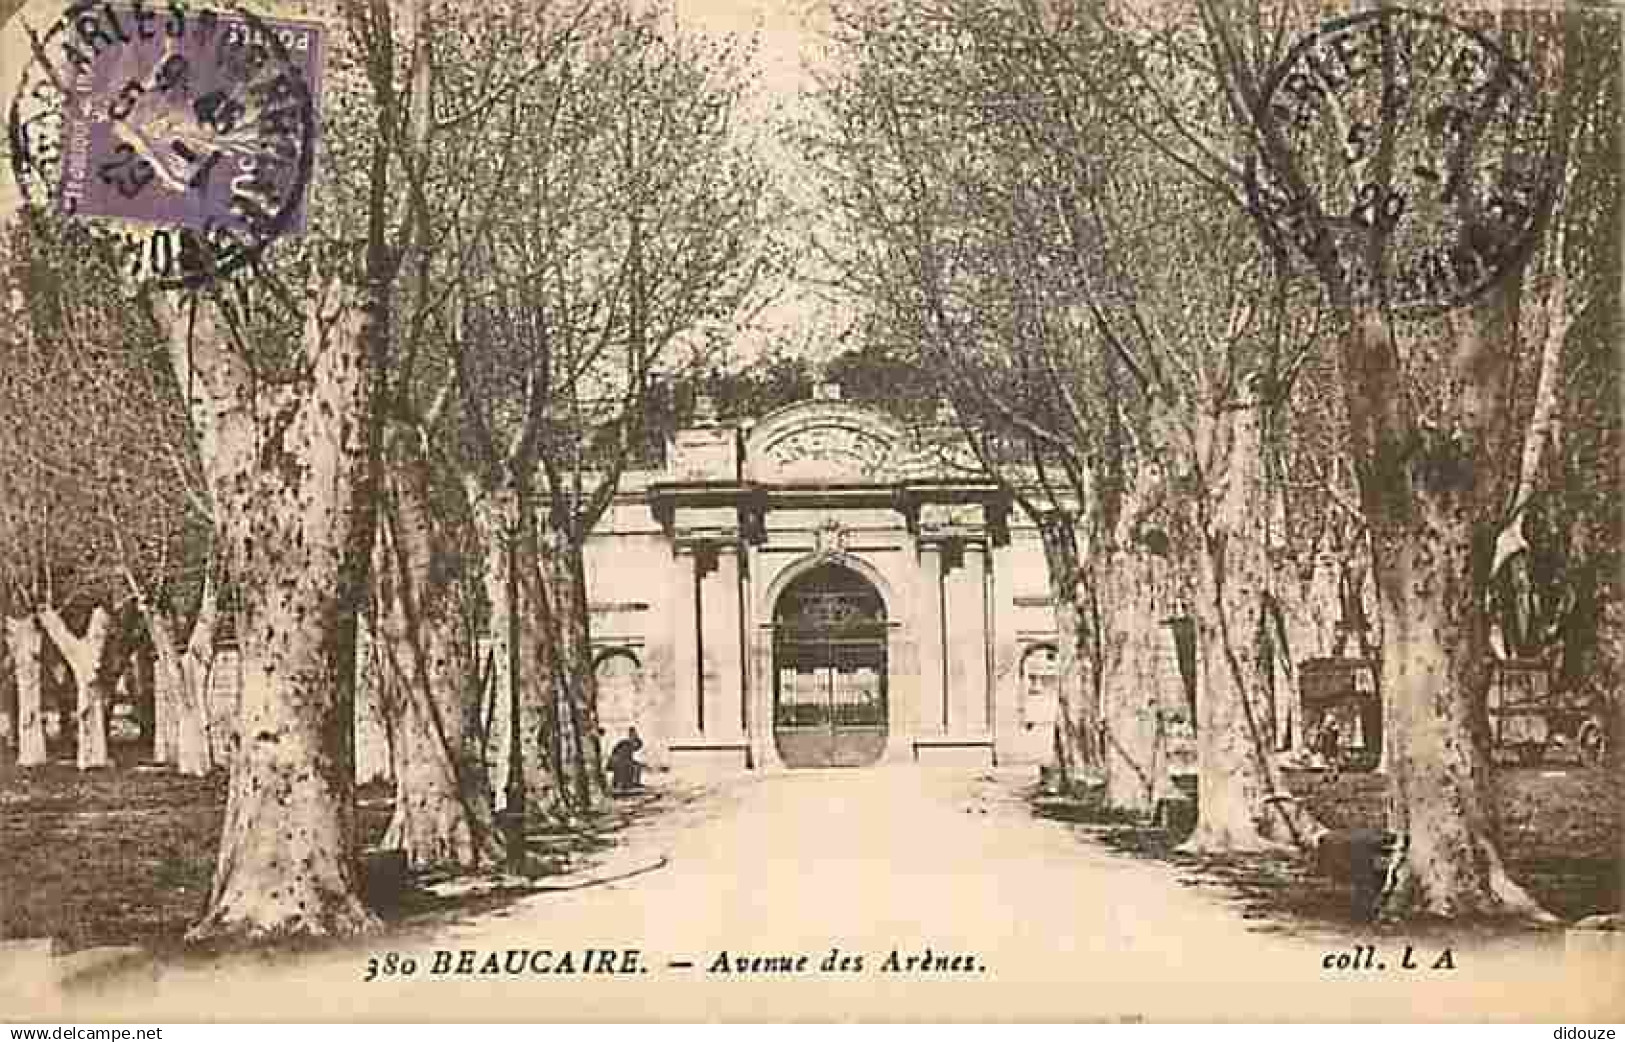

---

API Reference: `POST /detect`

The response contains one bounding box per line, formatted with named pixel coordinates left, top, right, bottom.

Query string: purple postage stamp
left=10, top=1, right=324, bottom=284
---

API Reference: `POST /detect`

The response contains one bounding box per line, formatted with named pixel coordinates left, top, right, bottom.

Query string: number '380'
left=363, top=952, right=418, bottom=981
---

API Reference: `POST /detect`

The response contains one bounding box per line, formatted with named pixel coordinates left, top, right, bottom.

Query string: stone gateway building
left=576, top=386, right=1158, bottom=775
left=344, top=384, right=1215, bottom=796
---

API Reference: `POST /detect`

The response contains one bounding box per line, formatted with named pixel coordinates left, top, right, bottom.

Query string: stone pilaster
left=700, top=542, right=745, bottom=740
left=670, top=544, right=701, bottom=743
left=917, top=539, right=948, bottom=734
left=990, top=542, right=1022, bottom=762
left=946, top=540, right=991, bottom=735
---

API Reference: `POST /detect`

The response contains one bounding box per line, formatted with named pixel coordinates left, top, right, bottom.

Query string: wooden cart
left=1488, top=659, right=1611, bottom=767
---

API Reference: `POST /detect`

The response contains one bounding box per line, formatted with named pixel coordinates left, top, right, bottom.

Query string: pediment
left=745, top=402, right=903, bottom=485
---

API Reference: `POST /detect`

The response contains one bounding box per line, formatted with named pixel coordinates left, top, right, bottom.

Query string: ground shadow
left=1, top=761, right=707, bottom=962
left=1029, top=766, right=1619, bottom=941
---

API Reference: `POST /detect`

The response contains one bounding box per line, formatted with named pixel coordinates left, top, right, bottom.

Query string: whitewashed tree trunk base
left=5, top=615, right=48, bottom=767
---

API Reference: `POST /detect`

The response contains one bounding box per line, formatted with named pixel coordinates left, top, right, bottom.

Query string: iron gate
left=772, top=564, right=888, bottom=768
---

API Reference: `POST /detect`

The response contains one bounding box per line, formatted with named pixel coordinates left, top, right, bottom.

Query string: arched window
left=1020, top=644, right=1060, bottom=730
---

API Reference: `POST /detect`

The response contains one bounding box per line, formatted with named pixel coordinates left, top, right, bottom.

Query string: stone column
left=752, top=623, right=779, bottom=770
left=748, top=545, right=780, bottom=770
left=990, top=543, right=1022, bottom=762
left=918, top=540, right=948, bottom=734
left=946, top=541, right=991, bottom=735
left=700, top=542, right=745, bottom=741
left=737, top=545, right=757, bottom=767
left=670, top=544, right=701, bottom=743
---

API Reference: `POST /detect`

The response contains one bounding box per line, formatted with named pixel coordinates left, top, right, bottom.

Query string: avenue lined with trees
left=803, top=0, right=1618, bottom=920
left=0, top=0, right=1618, bottom=947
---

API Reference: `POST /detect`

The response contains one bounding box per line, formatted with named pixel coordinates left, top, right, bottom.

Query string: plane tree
left=449, top=0, right=779, bottom=818
left=127, top=0, right=450, bottom=939
left=0, top=215, right=208, bottom=773
left=1094, top=0, right=1617, bottom=915
left=356, top=1, right=599, bottom=873
left=805, top=0, right=1117, bottom=797
left=806, top=0, right=1330, bottom=835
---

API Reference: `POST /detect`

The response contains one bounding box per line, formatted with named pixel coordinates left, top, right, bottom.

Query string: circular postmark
left=1250, top=7, right=1555, bottom=313
left=7, top=0, right=322, bottom=287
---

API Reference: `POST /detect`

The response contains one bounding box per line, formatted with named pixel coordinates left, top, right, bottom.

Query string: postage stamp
left=7, top=0, right=323, bottom=285
left=1250, top=7, right=1554, bottom=313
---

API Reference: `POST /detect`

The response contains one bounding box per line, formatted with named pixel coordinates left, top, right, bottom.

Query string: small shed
left=1299, top=657, right=1381, bottom=771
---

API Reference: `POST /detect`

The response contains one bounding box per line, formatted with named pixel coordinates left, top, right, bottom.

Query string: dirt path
left=51, top=768, right=1617, bottom=1021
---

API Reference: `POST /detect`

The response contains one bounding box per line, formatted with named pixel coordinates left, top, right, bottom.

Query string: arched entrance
left=772, top=561, right=888, bottom=768
left=1019, top=644, right=1060, bottom=734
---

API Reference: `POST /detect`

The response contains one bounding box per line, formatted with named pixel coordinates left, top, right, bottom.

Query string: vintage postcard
left=0, top=0, right=1621, bottom=1023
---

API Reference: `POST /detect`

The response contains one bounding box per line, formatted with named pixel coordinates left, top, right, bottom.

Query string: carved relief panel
left=755, top=424, right=893, bottom=484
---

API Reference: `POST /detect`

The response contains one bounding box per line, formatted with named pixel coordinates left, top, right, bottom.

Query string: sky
left=659, top=0, right=848, bottom=368
left=672, top=0, right=827, bottom=99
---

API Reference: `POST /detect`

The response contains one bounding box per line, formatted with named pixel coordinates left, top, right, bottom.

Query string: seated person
left=607, top=726, right=645, bottom=794
left=1314, top=720, right=1343, bottom=769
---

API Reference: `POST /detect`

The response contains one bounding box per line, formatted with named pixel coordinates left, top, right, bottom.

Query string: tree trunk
left=39, top=606, right=113, bottom=770
left=375, top=433, right=501, bottom=870
left=518, top=538, right=564, bottom=820
left=4, top=614, right=47, bottom=767
left=1035, top=512, right=1102, bottom=794
left=1095, top=545, right=1165, bottom=815
left=468, top=484, right=514, bottom=806
left=186, top=568, right=224, bottom=771
left=147, top=611, right=216, bottom=777
left=130, top=562, right=218, bottom=777
left=468, top=473, right=561, bottom=822
left=148, top=620, right=186, bottom=769
left=537, top=523, right=607, bottom=813
left=1371, top=489, right=1551, bottom=919
left=152, top=620, right=179, bottom=766
left=157, top=284, right=380, bottom=943
left=1180, top=404, right=1307, bottom=854
left=354, top=615, right=396, bottom=786
left=1182, top=537, right=1279, bottom=852
left=195, top=571, right=377, bottom=940
left=1338, top=305, right=1551, bottom=921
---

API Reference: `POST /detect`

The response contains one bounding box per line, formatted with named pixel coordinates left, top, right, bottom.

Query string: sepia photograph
left=0, top=0, right=1620, bottom=1022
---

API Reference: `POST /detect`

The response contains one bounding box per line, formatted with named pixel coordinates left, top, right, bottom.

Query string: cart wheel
left=1578, top=719, right=1608, bottom=768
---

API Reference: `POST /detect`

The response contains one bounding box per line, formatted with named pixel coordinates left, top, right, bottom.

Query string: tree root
left=1379, top=837, right=1560, bottom=925
left=1177, top=792, right=1326, bottom=858
left=1176, top=820, right=1297, bottom=857
left=186, top=896, right=381, bottom=947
